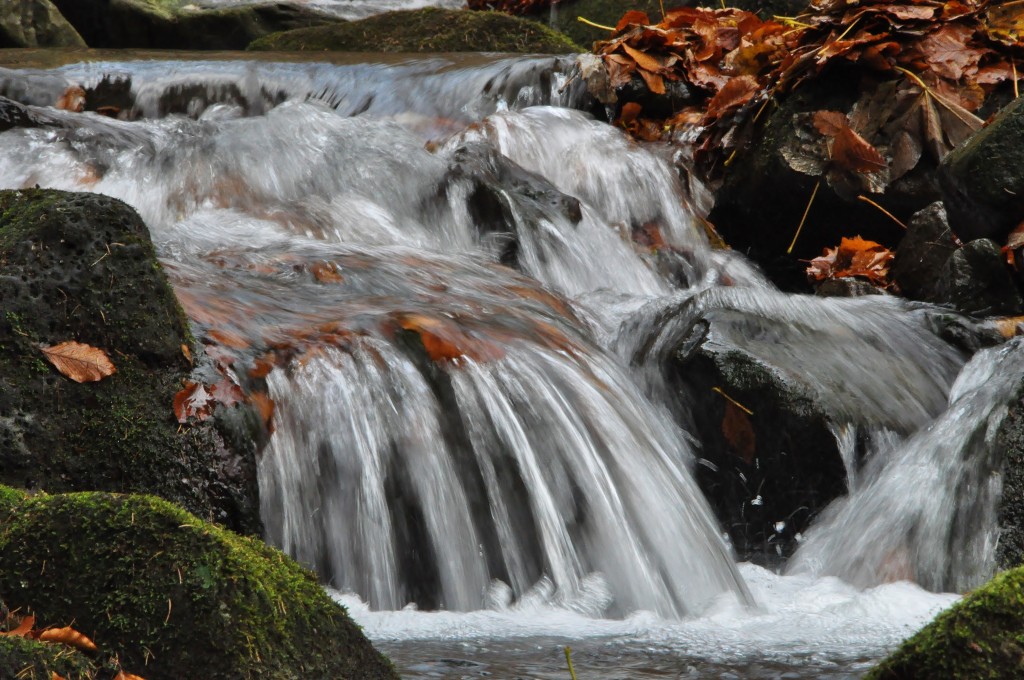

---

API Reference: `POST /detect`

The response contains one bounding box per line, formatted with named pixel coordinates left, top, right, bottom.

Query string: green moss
left=0, top=189, right=260, bottom=534
left=247, top=8, right=581, bottom=53
left=0, top=491, right=397, bottom=680
left=868, top=567, right=1024, bottom=679
left=0, top=635, right=97, bottom=680
left=0, top=484, right=25, bottom=520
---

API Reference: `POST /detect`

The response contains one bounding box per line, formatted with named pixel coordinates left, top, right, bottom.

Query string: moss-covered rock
left=49, top=0, right=338, bottom=50
left=0, top=635, right=97, bottom=680
left=868, top=567, right=1024, bottom=679
left=0, top=489, right=397, bottom=680
left=940, top=96, right=1024, bottom=244
left=0, top=189, right=260, bottom=534
left=0, top=0, right=85, bottom=48
left=247, top=8, right=581, bottom=53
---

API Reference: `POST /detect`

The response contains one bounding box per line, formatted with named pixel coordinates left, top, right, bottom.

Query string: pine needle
left=660, top=0, right=667, bottom=20
left=712, top=387, right=754, bottom=415
left=577, top=16, right=615, bottom=31
left=788, top=180, right=820, bottom=254
left=857, top=195, right=907, bottom=229
left=565, top=646, right=579, bottom=680
left=1014, top=59, right=1019, bottom=99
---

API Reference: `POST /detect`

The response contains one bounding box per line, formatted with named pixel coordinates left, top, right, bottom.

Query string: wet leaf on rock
left=37, top=626, right=97, bottom=652
left=40, top=342, right=116, bottom=383
left=807, top=236, right=894, bottom=286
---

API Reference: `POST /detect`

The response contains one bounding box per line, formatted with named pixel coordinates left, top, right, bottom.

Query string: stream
left=0, top=50, right=1005, bottom=678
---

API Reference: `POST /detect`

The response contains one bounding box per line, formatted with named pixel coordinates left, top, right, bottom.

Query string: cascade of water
left=789, top=339, right=1024, bottom=592
left=0, top=57, right=1007, bottom=645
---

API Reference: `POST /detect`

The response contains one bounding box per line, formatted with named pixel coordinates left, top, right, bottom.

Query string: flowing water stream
left=0, top=51, right=1017, bottom=677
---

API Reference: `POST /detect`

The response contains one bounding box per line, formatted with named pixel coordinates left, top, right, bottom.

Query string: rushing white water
left=1, top=53, right=1014, bottom=675
left=791, top=339, right=1024, bottom=593
left=197, top=0, right=467, bottom=21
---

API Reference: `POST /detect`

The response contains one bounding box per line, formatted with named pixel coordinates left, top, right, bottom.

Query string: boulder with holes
left=0, top=188, right=261, bottom=534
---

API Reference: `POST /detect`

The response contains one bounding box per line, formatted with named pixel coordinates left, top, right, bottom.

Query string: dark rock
left=940, top=96, right=1024, bottom=244
left=0, top=0, right=85, bottom=48
left=706, top=71, right=924, bottom=290
left=0, top=189, right=260, bottom=534
left=933, top=239, right=1024, bottom=317
left=866, top=566, right=1024, bottom=679
left=892, top=202, right=958, bottom=301
left=996, top=383, right=1024, bottom=571
left=50, top=0, right=338, bottom=50
left=247, top=8, right=581, bottom=53
left=442, top=141, right=583, bottom=267
left=674, top=335, right=847, bottom=565
left=0, top=489, right=398, bottom=680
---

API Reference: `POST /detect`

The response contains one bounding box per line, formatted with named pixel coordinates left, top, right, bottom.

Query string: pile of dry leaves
left=595, top=1, right=1021, bottom=186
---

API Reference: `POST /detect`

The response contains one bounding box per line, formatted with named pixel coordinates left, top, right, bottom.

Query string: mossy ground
left=868, top=567, right=1024, bottom=679
left=247, top=8, right=581, bottom=53
left=0, top=635, right=97, bottom=680
left=0, top=489, right=397, bottom=680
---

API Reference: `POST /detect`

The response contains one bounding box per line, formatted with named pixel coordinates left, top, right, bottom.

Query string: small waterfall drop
left=0, top=54, right=1011, bottom=674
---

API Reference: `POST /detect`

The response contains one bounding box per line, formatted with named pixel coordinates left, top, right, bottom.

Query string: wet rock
left=933, top=239, right=1024, bottom=318
left=443, top=141, right=583, bottom=267
left=892, top=202, right=958, bottom=301
left=814, top=277, right=887, bottom=298
left=866, top=565, right=1024, bottom=679
left=50, top=0, right=337, bottom=50
left=0, top=0, right=85, bottom=48
left=673, top=334, right=847, bottom=565
left=940, top=96, right=1024, bottom=244
left=996, top=382, right=1024, bottom=571
left=0, top=189, right=260, bottom=534
left=247, top=8, right=581, bottom=53
left=0, top=488, right=398, bottom=680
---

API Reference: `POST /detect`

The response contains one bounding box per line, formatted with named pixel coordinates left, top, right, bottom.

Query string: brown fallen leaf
left=40, top=342, right=116, bottom=383
left=807, top=236, right=894, bottom=286
left=722, top=401, right=756, bottom=465
left=174, top=381, right=215, bottom=424
left=1, top=614, right=34, bottom=637
left=831, top=125, right=888, bottom=173
left=37, top=626, right=97, bottom=652
left=113, top=671, right=147, bottom=680
left=56, top=86, right=85, bottom=113
left=249, top=392, right=276, bottom=433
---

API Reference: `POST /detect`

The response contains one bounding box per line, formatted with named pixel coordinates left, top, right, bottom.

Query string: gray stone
left=0, top=0, right=85, bottom=48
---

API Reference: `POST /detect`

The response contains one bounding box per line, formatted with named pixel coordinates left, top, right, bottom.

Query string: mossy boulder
left=49, top=0, right=338, bottom=50
left=940, top=95, right=1024, bottom=244
left=0, top=189, right=260, bottom=534
left=0, top=489, right=397, bottom=680
left=0, top=0, right=85, bottom=48
left=0, top=635, right=97, bottom=680
left=247, top=8, right=582, bottom=53
left=868, top=567, right=1024, bottom=679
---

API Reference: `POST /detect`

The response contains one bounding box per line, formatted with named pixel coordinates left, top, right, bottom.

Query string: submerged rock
left=0, top=189, right=260, bottom=534
left=0, top=488, right=398, bottom=680
left=867, top=566, right=1024, bottom=679
left=247, top=8, right=582, bottom=53
left=0, top=0, right=85, bottom=48
left=49, top=0, right=337, bottom=50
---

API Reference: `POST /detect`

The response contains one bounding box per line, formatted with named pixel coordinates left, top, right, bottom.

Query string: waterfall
left=0, top=54, right=1004, bottom=646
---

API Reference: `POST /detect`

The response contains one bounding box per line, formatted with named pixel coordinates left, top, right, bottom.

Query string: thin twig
left=857, top=195, right=907, bottom=229
left=1014, top=59, right=1019, bottom=100
left=577, top=16, right=614, bottom=31
left=712, top=387, right=754, bottom=415
left=660, top=0, right=666, bottom=20
left=788, top=180, right=820, bottom=254
left=565, top=646, right=579, bottom=680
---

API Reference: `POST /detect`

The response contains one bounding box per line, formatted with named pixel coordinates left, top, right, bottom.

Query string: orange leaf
left=40, top=342, right=116, bottom=383
left=52, top=673, right=67, bottom=680
left=113, top=671, right=147, bottom=680
left=37, top=626, right=97, bottom=652
left=831, top=126, right=887, bottom=173
left=56, top=86, right=85, bottom=113
left=2, top=614, right=35, bottom=637
left=722, top=401, right=756, bottom=464
left=174, top=381, right=215, bottom=424
left=621, top=43, right=668, bottom=74
left=705, top=75, right=759, bottom=119
left=812, top=110, right=848, bottom=137
left=206, top=328, right=250, bottom=350
left=616, top=10, right=650, bottom=32
left=249, top=392, right=276, bottom=433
